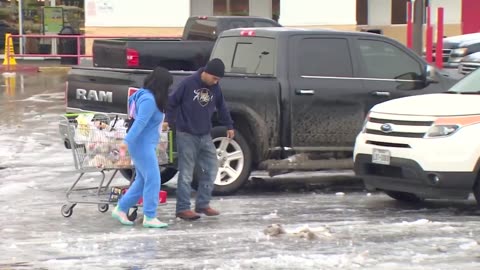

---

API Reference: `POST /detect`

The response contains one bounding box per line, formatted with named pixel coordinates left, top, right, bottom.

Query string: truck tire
left=473, top=178, right=480, bottom=207
left=384, top=190, right=424, bottom=203
left=191, top=126, right=252, bottom=196
left=119, top=167, right=177, bottom=184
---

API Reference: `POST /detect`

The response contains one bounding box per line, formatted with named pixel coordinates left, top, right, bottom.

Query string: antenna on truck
left=254, top=51, right=270, bottom=74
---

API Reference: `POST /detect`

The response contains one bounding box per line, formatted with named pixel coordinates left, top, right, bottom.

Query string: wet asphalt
left=1, top=71, right=480, bottom=270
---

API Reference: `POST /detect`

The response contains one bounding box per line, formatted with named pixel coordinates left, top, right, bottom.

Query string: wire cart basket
left=59, top=113, right=173, bottom=221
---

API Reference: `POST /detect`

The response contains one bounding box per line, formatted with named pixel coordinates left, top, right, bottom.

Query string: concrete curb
left=38, top=66, right=72, bottom=73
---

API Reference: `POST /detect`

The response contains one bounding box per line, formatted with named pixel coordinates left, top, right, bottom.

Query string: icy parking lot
left=1, top=72, right=480, bottom=270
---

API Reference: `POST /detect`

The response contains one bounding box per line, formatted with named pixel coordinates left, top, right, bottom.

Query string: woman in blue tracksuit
left=112, top=67, right=173, bottom=228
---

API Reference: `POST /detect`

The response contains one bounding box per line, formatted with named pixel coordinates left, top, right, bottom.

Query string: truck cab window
left=186, top=19, right=217, bottom=41
left=298, top=38, right=353, bottom=77
left=228, top=21, right=249, bottom=29
left=358, top=39, right=422, bottom=80
left=213, top=37, right=275, bottom=75
left=253, top=21, right=279, bottom=27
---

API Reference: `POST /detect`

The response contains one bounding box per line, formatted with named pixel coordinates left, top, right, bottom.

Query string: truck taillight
left=240, top=30, right=256, bottom=37
left=126, top=48, right=139, bottom=67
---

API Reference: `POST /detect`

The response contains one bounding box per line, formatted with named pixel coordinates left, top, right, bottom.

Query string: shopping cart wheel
left=61, top=204, right=75, bottom=218
left=127, top=207, right=138, bottom=222
left=98, top=204, right=109, bottom=213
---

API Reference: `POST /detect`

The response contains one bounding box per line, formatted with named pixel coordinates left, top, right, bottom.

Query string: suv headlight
left=425, top=115, right=480, bottom=138
left=425, top=125, right=459, bottom=138
left=452, top=48, right=468, bottom=56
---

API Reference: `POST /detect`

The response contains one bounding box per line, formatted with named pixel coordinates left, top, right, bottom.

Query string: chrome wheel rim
left=213, top=137, right=244, bottom=186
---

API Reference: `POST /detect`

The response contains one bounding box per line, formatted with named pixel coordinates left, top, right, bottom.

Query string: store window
left=213, top=0, right=280, bottom=21
left=356, top=0, right=368, bottom=25
left=272, top=0, right=279, bottom=22
left=391, top=0, right=429, bottom=24
left=0, top=0, right=84, bottom=54
left=214, top=0, right=249, bottom=16
left=57, top=0, right=85, bottom=34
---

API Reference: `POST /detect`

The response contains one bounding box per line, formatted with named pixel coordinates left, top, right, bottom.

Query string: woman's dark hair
left=143, top=66, right=173, bottom=112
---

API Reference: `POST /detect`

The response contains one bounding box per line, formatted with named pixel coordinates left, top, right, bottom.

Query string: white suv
left=354, top=68, right=480, bottom=205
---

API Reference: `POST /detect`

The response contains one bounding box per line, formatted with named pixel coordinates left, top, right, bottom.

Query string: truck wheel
left=208, top=126, right=252, bottom=196
left=119, top=167, right=177, bottom=184
left=384, top=190, right=424, bottom=203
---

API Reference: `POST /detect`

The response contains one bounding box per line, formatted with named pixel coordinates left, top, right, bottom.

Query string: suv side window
left=298, top=38, right=353, bottom=77
left=358, top=39, right=422, bottom=80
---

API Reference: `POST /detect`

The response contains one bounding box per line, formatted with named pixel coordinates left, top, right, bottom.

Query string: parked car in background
left=432, top=33, right=480, bottom=68
left=458, top=51, right=480, bottom=75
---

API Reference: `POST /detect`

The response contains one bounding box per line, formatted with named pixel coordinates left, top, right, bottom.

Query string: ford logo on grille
left=380, top=123, right=393, bottom=133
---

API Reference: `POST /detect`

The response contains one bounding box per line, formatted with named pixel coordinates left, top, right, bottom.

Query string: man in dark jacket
left=165, top=58, right=234, bottom=220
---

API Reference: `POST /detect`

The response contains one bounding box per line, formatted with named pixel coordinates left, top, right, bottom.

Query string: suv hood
left=371, top=93, right=480, bottom=116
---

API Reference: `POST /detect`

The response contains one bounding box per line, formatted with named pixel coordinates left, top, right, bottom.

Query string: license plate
left=372, top=149, right=391, bottom=165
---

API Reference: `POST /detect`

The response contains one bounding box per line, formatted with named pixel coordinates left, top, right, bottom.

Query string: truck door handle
left=371, top=91, right=391, bottom=97
left=296, top=89, right=315, bottom=95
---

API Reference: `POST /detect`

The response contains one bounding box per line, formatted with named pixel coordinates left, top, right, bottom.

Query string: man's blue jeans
left=176, top=131, right=218, bottom=213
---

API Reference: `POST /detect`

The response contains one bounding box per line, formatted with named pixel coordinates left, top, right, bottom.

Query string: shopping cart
left=59, top=113, right=173, bottom=221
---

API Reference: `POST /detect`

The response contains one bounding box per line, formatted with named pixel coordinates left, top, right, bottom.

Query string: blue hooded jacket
left=125, top=88, right=164, bottom=145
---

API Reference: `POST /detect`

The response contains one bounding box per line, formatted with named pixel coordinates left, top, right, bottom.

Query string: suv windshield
left=448, top=68, right=480, bottom=93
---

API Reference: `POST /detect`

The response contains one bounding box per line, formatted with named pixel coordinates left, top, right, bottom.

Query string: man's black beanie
left=204, top=58, right=225, bottom=77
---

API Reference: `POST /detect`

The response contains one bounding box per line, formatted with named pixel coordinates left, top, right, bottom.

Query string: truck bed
left=93, top=39, right=214, bottom=70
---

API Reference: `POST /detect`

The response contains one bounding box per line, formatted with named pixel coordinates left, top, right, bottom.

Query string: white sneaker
left=143, top=215, right=168, bottom=228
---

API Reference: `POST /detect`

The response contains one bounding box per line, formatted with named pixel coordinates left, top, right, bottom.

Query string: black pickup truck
left=64, top=27, right=457, bottom=195
left=93, top=16, right=281, bottom=70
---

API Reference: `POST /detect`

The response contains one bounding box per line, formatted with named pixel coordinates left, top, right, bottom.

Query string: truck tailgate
left=93, top=39, right=128, bottom=68
left=66, top=67, right=146, bottom=115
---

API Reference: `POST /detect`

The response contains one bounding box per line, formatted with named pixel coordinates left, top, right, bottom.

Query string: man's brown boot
left=176, top=210, right=201, bottom=220
left=195, top=207, right=220, bottom=216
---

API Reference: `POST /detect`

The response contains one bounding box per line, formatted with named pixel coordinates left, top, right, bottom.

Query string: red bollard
left=435, top=7, right=444, bottom=69
left=406, top=1, right=413, bottom=49
left=426, top=6, right=433, bottom=63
